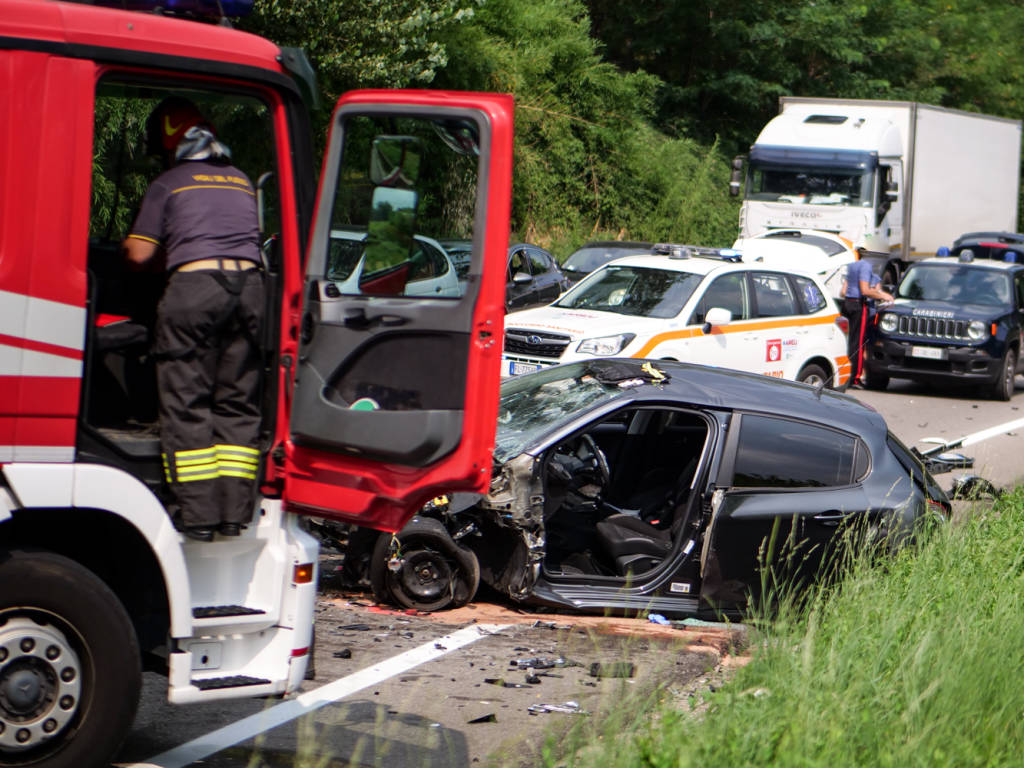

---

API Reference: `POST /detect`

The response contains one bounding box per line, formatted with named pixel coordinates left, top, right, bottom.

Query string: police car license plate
left=910, top=346, right=945, bottom=360
left=508, top=361, right=541, bottom=376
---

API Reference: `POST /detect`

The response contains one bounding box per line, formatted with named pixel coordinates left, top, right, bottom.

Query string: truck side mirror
left=729, top=156, right=744, bottom=197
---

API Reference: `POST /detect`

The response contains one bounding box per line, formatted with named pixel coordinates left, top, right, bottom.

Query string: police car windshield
left=493, top=363, right=628, bottom=462
left=898, top=264, right=1011, bottom=307
left=554, top=265, right=702, bottom=318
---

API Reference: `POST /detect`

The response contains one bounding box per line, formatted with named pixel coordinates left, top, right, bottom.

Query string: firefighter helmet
left=146, top=97, right=209, bottom=156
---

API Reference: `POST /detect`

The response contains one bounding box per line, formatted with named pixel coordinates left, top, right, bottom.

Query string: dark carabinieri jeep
left=864, top=253, right=1024, bottom=400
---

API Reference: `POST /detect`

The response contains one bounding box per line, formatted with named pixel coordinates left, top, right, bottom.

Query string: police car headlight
left=967, top=320, right=987, bottom=341
left=577, top=333, right=636, bottom=356
left=880, top=313, right=898, bottom=333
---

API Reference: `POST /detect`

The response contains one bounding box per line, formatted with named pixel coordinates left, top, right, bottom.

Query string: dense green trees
left=240, top=0, right=1024, bottom=253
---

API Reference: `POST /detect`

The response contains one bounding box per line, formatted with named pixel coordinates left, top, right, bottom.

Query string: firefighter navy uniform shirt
left=129, top=160, right=261, bottom=270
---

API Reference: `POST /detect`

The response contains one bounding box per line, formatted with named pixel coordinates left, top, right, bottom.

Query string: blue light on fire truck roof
left=90, top=0, right=254, bottom=18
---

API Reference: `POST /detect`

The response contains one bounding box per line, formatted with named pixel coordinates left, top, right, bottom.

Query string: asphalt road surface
left=112, top=376, right=1024, bottom=768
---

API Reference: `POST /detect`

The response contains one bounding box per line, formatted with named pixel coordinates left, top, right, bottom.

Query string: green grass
left=551, top=489, right=1024, bottom=768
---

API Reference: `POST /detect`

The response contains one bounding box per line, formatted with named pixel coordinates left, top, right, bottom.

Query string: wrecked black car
left=322, top=360, right=950, bottom=618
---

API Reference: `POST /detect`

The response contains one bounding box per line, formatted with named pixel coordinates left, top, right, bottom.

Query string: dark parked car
left=334, top=359, right=949, bottom=617
left=950, top=231, right=1024, bottom=262
left=506, top=243, right=570, bottom=311
left=864, top=254, right=1024, bottom=400
left=562, top=241, right=653, bottom=285
left=440, top=240, right=570, bottom=311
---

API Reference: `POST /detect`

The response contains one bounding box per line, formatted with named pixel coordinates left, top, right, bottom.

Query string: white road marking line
left=920, top=415, right=1024, bottom=451
left=117, top=622, right=510, bottom=768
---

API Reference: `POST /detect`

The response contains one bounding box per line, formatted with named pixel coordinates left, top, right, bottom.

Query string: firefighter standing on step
left=122, top=97, right=264, bottom=542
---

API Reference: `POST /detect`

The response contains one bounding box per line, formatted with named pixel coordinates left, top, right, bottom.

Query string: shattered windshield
left=493, top=363, right=630, bottom=462
left=898, top=265, right=1010, bottom=307
left=554, top=266, right=702, bottom=318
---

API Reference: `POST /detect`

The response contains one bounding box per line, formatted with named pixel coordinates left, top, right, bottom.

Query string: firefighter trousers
left=155, top=269, right=265, bottom=529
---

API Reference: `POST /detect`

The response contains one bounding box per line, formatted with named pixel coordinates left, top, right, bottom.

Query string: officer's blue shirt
left=845, top=260, right=875, bottom=299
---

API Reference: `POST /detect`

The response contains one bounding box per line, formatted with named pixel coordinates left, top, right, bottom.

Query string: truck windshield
left=898, top=265, right=1011, bottom=306
left=554, top=265, right=702, bottom=318
left=747, top=163, right=874, bottom=206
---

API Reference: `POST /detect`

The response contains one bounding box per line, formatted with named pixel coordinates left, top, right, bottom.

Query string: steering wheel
left=577, top=434, right=610, bottom=487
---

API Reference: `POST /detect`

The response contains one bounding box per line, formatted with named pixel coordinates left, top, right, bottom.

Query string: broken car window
left=493, top=363, right=631, bottom=462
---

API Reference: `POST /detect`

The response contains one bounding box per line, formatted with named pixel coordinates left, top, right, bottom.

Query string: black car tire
left=989, top=348, right=1017, bottom=401
left=796, top=363, right=828, bottom=388
left=0, top=549, right=141, bottom=768
left=862, top=367, right=889, bottom=391
left=369, top=518, right=480, bottom=612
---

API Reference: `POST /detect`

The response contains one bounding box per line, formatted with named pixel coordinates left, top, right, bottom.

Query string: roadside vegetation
left=544, top=488, right=1024, bottom=767
left=241, top=0, right=1024, bottom=250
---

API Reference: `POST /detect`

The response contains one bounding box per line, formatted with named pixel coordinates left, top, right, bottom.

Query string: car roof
left=952, top=231, right=1024, bottom=248
left=914, top=256, right=1023, bottom=272
left=751, top=228, right=853, bottom=247
left=598, top=250, right=787, bottom=278
left=574, top=240, right=654, bottom=251
left=541, top=360, right=887, bottom=437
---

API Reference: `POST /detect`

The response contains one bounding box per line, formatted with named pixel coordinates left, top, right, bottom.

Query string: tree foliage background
left=241, top=0, right=1024, bottom=254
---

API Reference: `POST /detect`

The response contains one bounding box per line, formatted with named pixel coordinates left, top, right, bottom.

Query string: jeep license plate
left=508, top=361, right=541, bottom=376
left=910, top=346, right=945, bottom=360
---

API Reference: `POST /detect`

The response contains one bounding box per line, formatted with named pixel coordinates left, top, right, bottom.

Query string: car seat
left=595, top=455, right=698, bottom=575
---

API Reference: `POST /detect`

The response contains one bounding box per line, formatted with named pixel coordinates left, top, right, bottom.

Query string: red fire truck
left=0, top=1, right=513, bottom=765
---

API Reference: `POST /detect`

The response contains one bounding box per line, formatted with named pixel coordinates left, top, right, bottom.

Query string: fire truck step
left=193, top=605, right=267, bottom=619
left=192, top=675, right=271, bottom=691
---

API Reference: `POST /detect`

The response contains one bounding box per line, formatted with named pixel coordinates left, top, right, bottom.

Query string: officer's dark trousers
left=155, top=270, right=264, bottom=529
left=842, top=297, right=869, bottom=383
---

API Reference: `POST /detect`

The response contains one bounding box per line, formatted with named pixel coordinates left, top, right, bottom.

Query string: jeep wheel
left=862, top=367, right=889, bottom=391
left=989, top=348, right=1017, bottom=401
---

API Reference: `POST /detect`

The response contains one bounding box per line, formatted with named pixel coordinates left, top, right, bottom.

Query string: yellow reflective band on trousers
left=215, top=444, right=259, bottom=480
left=162, top=445, right=258, bottom=482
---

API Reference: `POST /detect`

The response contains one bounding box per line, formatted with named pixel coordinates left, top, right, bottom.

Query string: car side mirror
left=702, top=306, right=732, bottom=334
left=512, top=271, right=532, bottom=284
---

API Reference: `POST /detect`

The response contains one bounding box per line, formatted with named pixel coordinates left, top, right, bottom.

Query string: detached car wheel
left=0, top=550, right=141, bottom=768
left=369, top=518, right=480, bottom=612
left=989, top=348, right=1017, bottom=401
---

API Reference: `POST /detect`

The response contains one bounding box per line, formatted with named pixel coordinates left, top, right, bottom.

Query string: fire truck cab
left=0, top=2, right=513, bottom=765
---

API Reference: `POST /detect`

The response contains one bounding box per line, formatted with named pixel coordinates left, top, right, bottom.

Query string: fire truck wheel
left=0, top=550, right=141, bottom=768
left=369, top=518, right=480, bottom=612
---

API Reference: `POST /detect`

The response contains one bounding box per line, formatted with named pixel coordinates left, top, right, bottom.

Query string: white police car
left=502, top=244, right=851, bottom=387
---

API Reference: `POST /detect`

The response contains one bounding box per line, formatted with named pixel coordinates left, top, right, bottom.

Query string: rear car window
left=732, top=414, right=861, bottom=488
left=751, top=272, right=798, bottom=317
left=792, top=274, right=827, bottom=313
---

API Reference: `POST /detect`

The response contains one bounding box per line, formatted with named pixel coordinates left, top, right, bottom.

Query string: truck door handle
left=343, top=307, right=408, bottom=329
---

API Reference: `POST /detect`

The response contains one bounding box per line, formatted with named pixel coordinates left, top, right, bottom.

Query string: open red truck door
left=284, top=90, right=514, bottom=531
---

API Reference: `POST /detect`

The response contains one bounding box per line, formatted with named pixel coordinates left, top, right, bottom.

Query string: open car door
left=284, top=90, right=513, bottom=532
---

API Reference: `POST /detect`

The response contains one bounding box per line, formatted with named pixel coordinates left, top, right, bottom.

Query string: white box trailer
left=733, top=97, right=1022, bottom=283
